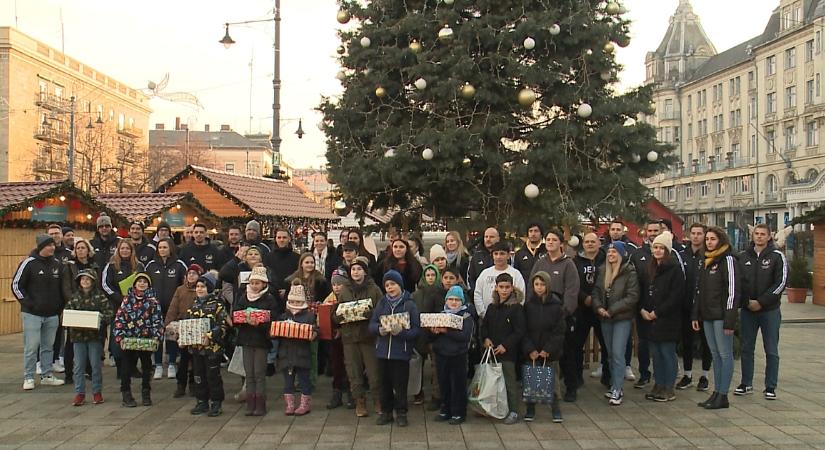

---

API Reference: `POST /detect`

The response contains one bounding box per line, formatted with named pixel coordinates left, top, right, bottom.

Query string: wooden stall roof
left=95, top=192, right=218, bottom=224
left=155, top=166, right=336, bottom=220
left=0, top=179, right=124, bottom=222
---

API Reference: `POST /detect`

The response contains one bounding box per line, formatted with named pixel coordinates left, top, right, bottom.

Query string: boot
left=121, top=391, right=137, bottom=408
left=207, top=400, right=223, bottom=417
left=645, top=384, right=662, bottom=401
left=374, top=399, right=382, bottom=415
left=704, top=393, right=729, bottom=410
left=284, top=394, right=296, bottom=416
left=253, top=395, right=267, bottom=416
left=173, top=384, right=186, bottom=398
left=345, top=390, right=355, bottom=409
left=245, top=394, right=256, bottom=416
left=355, top=397, right=368, bottom=417
left=327, top=389, right=343, bottom=409
left=697, top=392, right=718, bottom=408
left=190, top=400, right=209, bottom=415
left=141, top=388, right=152, bottom=406
left=294, top=394, right=312, bottom=416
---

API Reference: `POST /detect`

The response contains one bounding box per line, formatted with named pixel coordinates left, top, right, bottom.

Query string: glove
left=379, top=326, right=390, bottom=336
left=390, top=323, right=403, bottom=336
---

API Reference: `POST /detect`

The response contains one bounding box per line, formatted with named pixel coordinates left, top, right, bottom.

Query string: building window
left=685, top=183, right=694, bottom=200
left=716, top=180, right=725, bottom=196
left=785, top=48, right=796, bottom=70
left=665, top=186, right=676, bottom=202
left=700, top=181, right=709, bottom=198
left=731, top=142, right=741, bottom=159
left=785, top=86, right=796, bottom=109
left=729, top=109, right=741, bottom=127
left=806, top=120, right=819, bottom=146
left=782, top=6, right=792, bottom=30
left=806, top=40, right=815, bottom=62
left=766, top=128, right=776, bottom=153
left=741, top=175, right=751, bottom=193
left=767, top=92, right=777, bottom=114
left=785, top=124, right=796, bottom=150
left=807, top=80, right=815, bottom=104
left=749, top=96, right=757, bottom=119
left=117, top=113, right=125, bottom=131
left=225, top=163, right=235, bottom=172
left=806, top=168, right=819, bottom=182
left=748, top=71, right=755, bottom=89
left=687, top=95, right=692, bottom=111
left=817, top=31, right=822, bottom=54
left=817, top=73, right=821, bottom=97
left=729, top=77, right=741, bottom=97
left=766, top=174, right=778, bottom=194
left=767, top=56, right=777, bottom=76
left=750, top=134, right=757, bottom=157
left=688, top=123, right=693, bottom=139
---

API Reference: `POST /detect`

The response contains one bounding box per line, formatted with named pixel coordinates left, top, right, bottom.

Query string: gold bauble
left=336, top=45, right=346, bottom=55
left=409, top=40, right=422, bottom=53
left=517, top=88, right=537, bottom=107
left=460, top=83, right=476, bottom=99
left=336, top=10, right=351, bottom=24
left=604, top=42, right=615, bottom=54
left=605, top=2, right=620, bottom=15
left=375, top=86, right=387, bottom=98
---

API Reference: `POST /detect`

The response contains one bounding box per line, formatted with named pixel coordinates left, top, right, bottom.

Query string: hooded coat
left=521, top=272, right=565, bottom=361
left=368, top=291, right=421, bottom=361
left=479, top=287, right=525, bottom=362
left=334, top=277, right=383, bottom=343
left=638, top=255, right=684, bottom=342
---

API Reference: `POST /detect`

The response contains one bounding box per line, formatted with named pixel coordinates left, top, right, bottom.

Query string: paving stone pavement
left=1, top=305, right=824, bottom=449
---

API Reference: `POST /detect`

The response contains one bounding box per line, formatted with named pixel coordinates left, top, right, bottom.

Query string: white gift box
left=336, top=299, right=373, bottom=323
left=62, top=310, right=101, bottom=329
left=379, top=312, right=410, bottom=330
left=420, top=313, right=463, bottom=330
left=178, top=318, right=211, bottom=346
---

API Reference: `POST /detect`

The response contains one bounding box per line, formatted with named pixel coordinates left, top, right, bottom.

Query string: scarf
left=704, top=244, right=730, bottom=268
left=443, top=301, right=468, bottom=315
left=387, top=292, right=405, bottom=310
left=246, top=285, right=269, bottom=302
left=445, top=251, right=459, bottom=265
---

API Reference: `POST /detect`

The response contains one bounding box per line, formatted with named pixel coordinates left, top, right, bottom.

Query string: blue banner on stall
left=163, top=211, right=185, bottom=227
left=31, top=205, right=67, bottom=222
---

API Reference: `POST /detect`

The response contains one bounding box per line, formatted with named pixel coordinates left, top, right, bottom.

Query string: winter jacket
left=132, top=237, right=157, bottom=268
left=591, top=262, right=640, bottom=322
left=276, top=308, right=316, bottom=370
left=638, top=256, right=684, bottom=342
left=184, top=293, right=229, bottom=356
left=513, top=242, right=546, bottom=284
left=739, top=242, right=787, bottom=312
left=233, top=288, right=280, bottom=349
left=446, top=251, right=470, bottom=286
left=521, top=275, right=566, bottom=361
left=178, top=241, right=222, bottom=272
left=479, top=289, right=525, bottom=362
left=473, top=265, right=526, bottom=318
left=528, top=253, right=581, bottom=316
left=112, top=287, right=164, bottom=345
left=466, top=249, right=493, bottom=290
left=574, top=250, right=605, bottom=311
left=12, top=250, right=65, bottom=317
left=61, top=258, right=98, bottom=302
left=101, top=261, right=145, bottom=311
left=369, top=291, right=421, bottom=361
left=373, top=258, right=422, bottom=293
left=681, top=246, right=704, bottom=313
left=429, top=308, right=475, bottom=357
left=90, top=232, right=118, bottom=273
left=632, top=244, right=686, bottom=313
left=413, top=278, right=445, bottom=354
left=693, top=248, right=740, bottom=330
left=54, top=245, right=72, bottom=264
left=264, top=244, right=300, bottom=295
left=165, top=283, right=197, bottom=325
left=145, top=257, right=187, bottom=312
left=334, top=278, right=383, bottom=343
left=65, top=288, right=113, bottom=342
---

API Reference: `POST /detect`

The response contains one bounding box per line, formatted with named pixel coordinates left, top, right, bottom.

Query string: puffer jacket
left=12, top=250, right=65, bottom=317
left=479, top=288, right=525, bottom=362
left=368, top=291, right=421, bottom=361
left=276, top=308, right=316, bottom=370
left=112, top=287, right=164, bottom=344
left=334, top=278, right=383, bottom=343
left=693, top=248, right=740, bottom=330
left=591, top=261, right=639, bottom=322
left=638, top=256, right=684, bottom=342
left=739, top=241, right=787, bottom=312
left=65, top=287, right=113, bottom=342
left=165, top=283, right=196, bottom=325
left=184, top=293, right=229, bottom=356
left=429, top=308, right=475, bottom=357
left=521, top=277, right=566, bottom=361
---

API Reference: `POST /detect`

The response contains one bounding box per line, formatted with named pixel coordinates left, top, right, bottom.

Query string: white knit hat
left=248, top=266, right=269, bottom=283
left=652, top=231, right=674, bottom=254
left=429, top=244, right=447, bottom=261
left=287, top=282, right=308, bottom=309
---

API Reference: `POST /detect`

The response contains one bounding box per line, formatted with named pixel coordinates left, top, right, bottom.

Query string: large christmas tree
left=320, top=0, right=671, bottom=229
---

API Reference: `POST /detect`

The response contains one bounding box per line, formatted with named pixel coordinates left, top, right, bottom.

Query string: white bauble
left=568, top=236, right=580, bottom=247
left=360, top=37, right=371, bottom=48
left=384, top=148, right=396, bottom=158
left=438, top=25, right=454, bottom=40
left=422, top=148, right=434, bottom=160
left=647, top=150, right=659, bottom=162
left=414, top=78, right=427, bottom=90
left=549, top=24, right=561, bottom=35
left=335, top=71, right=346, bottom=81
left=443, top=0, right=454, bottom=4
left=631, top=153, right=641, bottom=163
left=334, top=200, right=347, bottom=210
left=577, top=103, right=593, bottom=118
left=523, top=37, right=536, bottom=50
left=524, top=183, right=540, bottom=198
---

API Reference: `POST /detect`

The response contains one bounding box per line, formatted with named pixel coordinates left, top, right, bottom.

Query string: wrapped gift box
left=379, top=311, right=410, bottom=330
left=232, top=308, right=271, bottom=325
left=317, top=303, right=334, bottom=340
left=165, top=321, right=179, bottom=341
left=120, top=337, right=158, bottom=352
left=178, top=318, right=211, bottom=346
left=270, top=320, right=314, bottom=340
left=62, top=310, right=101, bottom=329
left=420, top=313, right=463, bottom=330
left=336, top=299, right=373, bottom=324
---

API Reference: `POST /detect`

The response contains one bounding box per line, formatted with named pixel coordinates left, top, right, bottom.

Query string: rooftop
left=149, top=129, right=271, bottom=150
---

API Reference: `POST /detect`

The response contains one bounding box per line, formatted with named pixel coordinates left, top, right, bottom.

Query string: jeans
left=435, top=353, right=468, bottom=418
left=650, top=341, right=678, bottom=387
left=283, top=367, right=312, bottom=395
left=154, top=337, right=179, bottom=366
left=22, top=312, right=59, bottom=379
left=740, top=308, right=781, bottom=389
left=73, top=340, right=103, bottom=394
left=703, top=320, right=734, bottom=394
left=601, top=319, right=632, bottom=393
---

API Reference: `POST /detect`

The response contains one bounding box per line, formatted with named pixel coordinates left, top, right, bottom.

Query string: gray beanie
left=96, top=213, right=112, bottom=228
left=36, top=234, right=55, bottom=252
left=246, top=220, right=261, bottom=233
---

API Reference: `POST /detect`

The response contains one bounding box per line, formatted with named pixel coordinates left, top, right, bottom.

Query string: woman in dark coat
left=373, top=239, right=421, bottom=293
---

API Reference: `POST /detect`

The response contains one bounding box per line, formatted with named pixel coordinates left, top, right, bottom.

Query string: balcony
left=33, top=126, right=70, bottom=145
left=34, top=93, right=70, bottom=111
left=659, top=111, right=680, bottom=120
left=32, top=156, right=68, bottom=176
left=117, top=126, right=143, bottom=139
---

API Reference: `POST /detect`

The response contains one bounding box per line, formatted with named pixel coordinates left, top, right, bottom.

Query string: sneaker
left=734, top=384, right=753, bottom=396
left=624, top=366, right=636, bottom=381
left=36, top=362, right=42, bottom=375
left=676, top=375, right=693, bottom=390
left=73, top=394, right=85, bottom=406
left=552, top=408, right=563, bottom=423
left=764, top=388, right=777, bottom=400
left=608, top=390, right=623, bottom=406
left=448, top=416, right=465, bottom=425
left=93, top=392, right=104, bottom=404
left=696, top=376, right=710, bottom=392
left=590, top=365, right=603, bottom=378
left=604, top=390, right=613, bottom=399
left=40, top=375, right=65, bottom=386
left=22, top=378, right=35, bottom=390
left=108, top=356, right=116, bottom=367
left=434, top=412, right=450, bottom=422
left=167, top=364, right=177, bottom=379
left=153, top=366, right=163, bottom=380
left=53, top=360, right=65, bottom=373
left=563, top=390, right=577, bottom=403
left=413, top=392, right=425, bottom=405
left=503, top=412, right=520, bottom=425
left=633, top=376, right=650, bottom=389
left=524, top=405, right=535, bottom=422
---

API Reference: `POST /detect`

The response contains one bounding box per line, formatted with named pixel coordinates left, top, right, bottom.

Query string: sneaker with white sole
left=53, top=361, right=65, bottom=373
left=590, top=365, right=603, bottom=378
left=153, top=366, right=164, bottom=380
left=108, top=356, right=116, bottom=367
left=23, top=378, right=35, bottom=390
left=36, top=361, right=42, bottom=375
left=167, top=364, right=177, bottom=379
left=764, top=388, right=777, bottom=400
left=676, top=375, right=693, bottom=390
left=734, top=384, right=753, bottom=396
left=608, top=390, right=623, bottom=406
left=40, top=375, right=65, bottom=386
left=624, top=366, right=636, bottom=381
left=503, top=412, right=520, bottom=425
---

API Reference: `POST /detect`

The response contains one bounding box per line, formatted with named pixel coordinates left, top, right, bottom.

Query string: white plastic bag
left=467, top=347, right=508, bottom=419
left=228, top=346, right=245, bottom=377
left=408, top=350, right=423, bottom=394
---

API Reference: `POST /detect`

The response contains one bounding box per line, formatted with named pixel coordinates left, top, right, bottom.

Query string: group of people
left=11, top=214, right=787, bottom=427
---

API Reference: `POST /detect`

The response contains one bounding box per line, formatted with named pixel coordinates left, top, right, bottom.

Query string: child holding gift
left=322, top=269, right=353, bottom=410
left=412, top=264, right=443, bottom=407
left=186, top=272, right=229, bottom=417
left=233, top=266, right=279, bottom=416
left=277, top=281, right=318, bottom=416
left=428, top=286, right=475, bottom=425
left=368, top=270, right=421, bottom=427
left=165, top=263, right=203, bottom=398
left=112, top=273, right=164, bottom=408
left=65, top=269, right=114, bottom=406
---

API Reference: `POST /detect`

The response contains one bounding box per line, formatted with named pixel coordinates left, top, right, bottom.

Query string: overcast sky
left=1, top=0, right=778, bottom=169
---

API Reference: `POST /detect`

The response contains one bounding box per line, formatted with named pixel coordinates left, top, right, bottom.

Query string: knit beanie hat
left=248, top=266, right=269, bottom=283
left=35, top=234, right=55, bottom=252
left=287, top=282, right=308, bottom=309
left=157, top=222, right=171, bottom=233
left=96, top=213, right=112, bottom=228
left=187, top=263, right=204, bottom=276
left=608, top=241, right=628, bottom=259
left=429, top=244, right=447, bottom=261
left=198, top=272, right=217, bottom=293
left=61, top=226, right=74, bottom=235
left=382, top=269, right=404, bottom=290
left=342, top=241, right=359, bottom=252
left=445, top=285, right=466, bottom=305
left=331, top=268, right=349, bottom=285
left=351, top=256, right=370, bottom=271
left=246, top=220, right=261, bottom=233
left=133, top=273, right=152, bottom=288
left=652, top=231, right=674, bottom=255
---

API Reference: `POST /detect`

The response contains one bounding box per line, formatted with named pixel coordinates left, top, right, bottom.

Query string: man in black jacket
left=735, top=223, right=787, bottom=400
left=12, top=235, right=66, bottom=389
left=90, top=213, right=119, bottom=273
left=244, top=220, right=272, bottom=259
left=127, top=222, right=157, bottom=267
left=179, top=223, right=222, bottom=272
left=47, top=224, right=72, bottom=264
left=264, top=228, right=299, bottom=304
left=676, top=223, right=713, bottom=391
left=513, top=222, right=546, bottom=283
left=572, top=232, right=609, bottom=393
left=467, top=227, right=499, bottom=290
left=603, top=220, right=639, bottom=255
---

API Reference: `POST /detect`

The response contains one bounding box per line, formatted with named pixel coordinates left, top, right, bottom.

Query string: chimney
left=175, top=117, right=181, bottom=130
left=155, top=123, right=165, bottom=130
left=220, top=124, right=231, bottom=132
left=204, top=124, right=210, bottom=132
left=181, top=124, right=189, bottom=131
